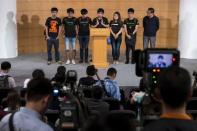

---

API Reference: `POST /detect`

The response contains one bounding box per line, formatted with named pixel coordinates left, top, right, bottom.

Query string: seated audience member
left=51, top=66, right=66, bottom=85
left=0, top=61, right=16, bottom=88
left=24, top=69, right=45, bottom=88
left=144, top=67, right=197, bottom=131
left=78, top=65, right=99, bottom=87
left=0, top=78, right=53, bottom=131
left=104, top=67, right=121, bottom=101
left=4, top=90, right=21, bottom=112
left=86, top=86, right=109, bottom=115
left=82, top=109, right=135, bottom=131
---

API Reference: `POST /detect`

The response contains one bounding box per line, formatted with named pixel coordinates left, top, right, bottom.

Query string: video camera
left=135, top=48, right=180, bottom=90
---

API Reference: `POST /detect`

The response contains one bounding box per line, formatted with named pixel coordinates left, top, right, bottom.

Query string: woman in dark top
left=109, top=12, right=123, bottom=64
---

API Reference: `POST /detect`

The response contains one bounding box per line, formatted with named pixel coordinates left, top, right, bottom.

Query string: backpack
left=0, top=75, right=10, bottom=88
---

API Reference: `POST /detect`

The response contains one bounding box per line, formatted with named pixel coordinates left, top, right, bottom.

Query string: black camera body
left=135, top=48, right=180, bottom=90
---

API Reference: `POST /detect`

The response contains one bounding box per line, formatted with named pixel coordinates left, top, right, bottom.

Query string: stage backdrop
left=17, top=0, right=179, bottom=54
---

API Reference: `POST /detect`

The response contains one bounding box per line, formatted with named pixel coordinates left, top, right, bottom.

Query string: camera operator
left=51, top=66, right=66, bottom=86
left=144, top=67, right=197, bottom=131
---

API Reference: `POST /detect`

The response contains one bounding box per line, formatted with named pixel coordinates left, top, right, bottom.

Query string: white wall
left=0, top=0, right=17, bottom=58
left=178, top=0, right=197, bottom=59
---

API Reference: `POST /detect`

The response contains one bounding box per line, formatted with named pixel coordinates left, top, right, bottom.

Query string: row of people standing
left=45, top=7, right=159, bottom=65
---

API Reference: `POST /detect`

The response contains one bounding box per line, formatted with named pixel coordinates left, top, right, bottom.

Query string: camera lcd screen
left=147, top=54, right=173, bottom=69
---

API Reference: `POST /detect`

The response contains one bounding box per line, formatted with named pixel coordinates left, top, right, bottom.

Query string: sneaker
left=71, top=60, right=76, bottom=65
left=47, top=61, right=51, bottom=65
left=66, top=60, right=70, bottom=65
left=125, top=60, right=129, bottom=64
left=57, top=61, right=62, bottom=65
left=79, top=60, right=83, bottom=63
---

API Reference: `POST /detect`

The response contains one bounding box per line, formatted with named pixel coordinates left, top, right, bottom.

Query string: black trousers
left=125, top=36, right=136, bottom=61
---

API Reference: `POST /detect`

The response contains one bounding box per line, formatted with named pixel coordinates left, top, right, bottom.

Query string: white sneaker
left=66, top=60, right=70, bottom=64
left=71, top=59, right=76, bottom=65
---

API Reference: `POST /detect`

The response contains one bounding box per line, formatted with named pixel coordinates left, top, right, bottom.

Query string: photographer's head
left=57, top=66, right=66, bottom=75
left=1, top=61, right=11, bottom=73
left=86, top=65, right=97, bottom=77
left=32, top=69, right=45, bottom=80
left=26, top=78, right=52, bottom=114
left=107, top=67, right=117, bottom=80
left=157, top=67, right=192, bottom=112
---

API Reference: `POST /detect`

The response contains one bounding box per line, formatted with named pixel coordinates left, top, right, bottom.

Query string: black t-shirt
left=144, top=118, right=197, bottom=131
left=124, top=18, right=139, bottom=36
left=78, top=76, right=97, bottom=87
left=92, top=17, right=109, bottom=28
left=45, top=17, right=62, bottom=38
left=109, top=20, right=123, bottom=37
left=62, top=17, right=77, bottom=37
left=77, top=17, right=92, bottom=36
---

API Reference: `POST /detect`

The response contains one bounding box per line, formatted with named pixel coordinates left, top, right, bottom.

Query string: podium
left=90, top=28, right=110, bottom=68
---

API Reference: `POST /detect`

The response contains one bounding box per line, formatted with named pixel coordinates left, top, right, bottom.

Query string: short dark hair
left=67, top=8, right=74, bottom=13
left=158, top=55, right=164, bottom=59
left=32, top=69, right=45, bottom=80
left=86, top=65, right=97, bottom=76
left=81, top=8, right=88, bottom=15
left=107, top=67, right=117, bottom=76
left=148, top=7, right=155, bottom=13
left=1, top=61, right=11, bottom=70
left=51, top=7, right=58, bottom=12
left=158, top=67, right=191, bottom=108
left=57, top=66, right=66, bottom=74
left=128, top=8, right=134, bottom=13
left=97, top=8, right=104, bottom=13
left=92, top=86, right=103, bottom=99
left=26, top=78, right=52, bottom=102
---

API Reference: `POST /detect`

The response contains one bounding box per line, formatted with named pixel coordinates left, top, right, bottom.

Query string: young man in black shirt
left=78, top=65, right=98, bottom=87
left=144, top=67, right=197, bottom=131
left=77, top=9, right=92, bottom=63
left=45, top=7, right=62, bottom=65
left=92, top=8, right=109, bottom=28
left=143, top=8, right=159, bottom=49
left=109, top=12, right=123, bottom=64
left=124, top=8, right=139, bottom=64
left=62, top=8, right=78, bottom=65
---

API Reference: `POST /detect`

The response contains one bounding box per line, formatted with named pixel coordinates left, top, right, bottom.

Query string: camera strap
left=8, top=112, right=16, bottom=131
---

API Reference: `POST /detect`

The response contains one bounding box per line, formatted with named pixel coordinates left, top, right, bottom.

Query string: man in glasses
left=143, top=8, right=160, bottom=49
